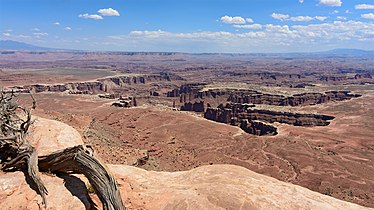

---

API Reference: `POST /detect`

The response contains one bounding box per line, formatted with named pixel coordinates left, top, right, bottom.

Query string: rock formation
left=17, top=73, right=185, bottom=94
left=112, top=97, right=137, bottom=108
left=167, top=84, right=361, bottom=107
left=227, top=91, right=361, bottom=106
left=0, top=118, right=369, bottom=210
left=180, top=101, right=205, bottom=112
left=204, top=103, right=335, bottom=135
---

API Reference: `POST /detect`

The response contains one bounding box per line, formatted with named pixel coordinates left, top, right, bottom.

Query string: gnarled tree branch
left=0, top=91, right=125, bottom=210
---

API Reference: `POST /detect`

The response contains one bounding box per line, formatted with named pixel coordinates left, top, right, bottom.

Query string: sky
left=0, top=0, right=373, bottom=53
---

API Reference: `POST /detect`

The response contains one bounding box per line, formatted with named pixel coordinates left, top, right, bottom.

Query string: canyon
left=1, top=51, right=373, bottom=208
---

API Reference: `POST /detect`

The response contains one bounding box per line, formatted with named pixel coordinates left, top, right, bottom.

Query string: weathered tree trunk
left=39, top=145, right=125, bottom=210
left=0, top=91, right=125, bottom=210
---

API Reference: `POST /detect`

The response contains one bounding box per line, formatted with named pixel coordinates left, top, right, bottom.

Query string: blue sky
left=0, top=0, right=373, bottom=52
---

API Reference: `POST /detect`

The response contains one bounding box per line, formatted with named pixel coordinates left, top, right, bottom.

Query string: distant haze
left=1, top=40, right=373, bottom=56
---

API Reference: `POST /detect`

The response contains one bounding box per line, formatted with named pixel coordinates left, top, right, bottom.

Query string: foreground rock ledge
left=0, top=118, right=370, bottom=210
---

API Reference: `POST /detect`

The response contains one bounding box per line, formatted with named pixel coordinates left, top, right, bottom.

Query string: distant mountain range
left=0, top=40, right=59, bottom=51
left=314, top=48, right=374, bottom=55
left=0, top=40, right=373, bottom=55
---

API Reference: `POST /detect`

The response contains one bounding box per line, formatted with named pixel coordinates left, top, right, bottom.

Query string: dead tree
left=0, top=91, right=125, bottom=210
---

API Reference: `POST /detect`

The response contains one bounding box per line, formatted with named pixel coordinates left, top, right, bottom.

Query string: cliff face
left=204, top=103, right=335, bottom=135
left=166, top=83, right=206, bottom=97
left=227, top=91, right=361, bottom=106
left=180, top=101, right=205, bottom=112
left=167, top=84, right=361, bottom=106
left=21, top=73, right=184, bottom=94
left=0, top=117, right=368, bottom=210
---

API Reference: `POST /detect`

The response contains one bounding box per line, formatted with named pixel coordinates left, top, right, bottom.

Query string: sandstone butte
left=0, top=117, right=370, bottom=210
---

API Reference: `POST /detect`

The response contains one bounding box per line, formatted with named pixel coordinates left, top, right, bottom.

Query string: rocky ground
left=0, top=117, right=370, bottom=210
left=18, top=88, right=374, bottom=208
left=2, top=51, right=374, bottom=208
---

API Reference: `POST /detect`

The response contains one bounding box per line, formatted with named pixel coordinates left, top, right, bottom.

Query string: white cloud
left=54, top=22, right=60, bottom=25
left=361, top=13, right=374, bottom=20
left=336, top=16, right=347, bottom=20
left=221, top=15, right=246, bottom=24
left=78, top=13, right=103, bottom=20
left=64, top=27, right=72, bottom=31
left=17, top=35, right=30, bottom=39
left=123, top=21, right=373, bottom=44
left=33, top=32, right=48, bottom=36
left=355, top=4, right=374, bottom=10
left=271, top=13, right=289, bottom=21
left=33, top=28, right=40, bottom=31
left=289, top=16, right=314, bottom=21
left=98, top=8, right=120, bottom=16
left=245, top=18, right=254, bottom=23
left=104, top=20, right=374, bottom=52
left=272, top=14, right=327, bottom=22
left=315, top=16, right=328, bottom=21
left=319, top=0, right=342, bottom=7
left=2, top=33, right=11, bottom=37
left=234, top=24, right=263, bottom=30
left=299, top=0, right=304, bottom=3
left=331, top=10, right=339, bottom=14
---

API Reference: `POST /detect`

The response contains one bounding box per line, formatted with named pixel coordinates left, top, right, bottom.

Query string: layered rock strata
left=204, top=103, right=335, bottom=136
left=17, top=73, right=184, bottom=94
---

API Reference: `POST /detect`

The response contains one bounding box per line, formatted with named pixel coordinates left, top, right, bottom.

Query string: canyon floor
left=1, top=51, right=374, bottom=208
left=0, top=117, right=370, bottom=210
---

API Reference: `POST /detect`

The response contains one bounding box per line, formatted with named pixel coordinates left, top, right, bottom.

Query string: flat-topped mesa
left=21, top=72, right=184, bottom=94
left=204, top=104, right=277, bottom=136
left=25, top=81, right=107, bottom=94
left=222, top=71, right=303, bottom=80
left=228, top=91, right=361, bottom=106
left=204, top=103, right=335, bottom=136
left=104, top=72, right=185, bottom=86
left=244, top=109, right=335, bottom=126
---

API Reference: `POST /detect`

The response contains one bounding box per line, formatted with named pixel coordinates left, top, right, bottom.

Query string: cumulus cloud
left=336, top=16, right=347, bottom=20
left=234, top=24, right=263, bottom=30
left=122, top=21, right=373, bottom=43
left=355, top=4, right=374, bottom=10
left=315, top=16, right=328, bottom=21
left=245, top=18, right=254, bottom=23
left=53, top=22, right=60, bottom=25
left=319, top=0, right=342, bottom=7
left=64, top=27, right=72, bottom=31
left=105, top=20, right=373, bottom=52
left=272, top=14, right=327, bottom=22
left=271, top=13, right=289, bottom=21
left=299, top=0, right=304, bottom=3
left=98, top=8, right=120, bottom=16
left=289, top=16, right=314, bottom=21
left=235, top=24, right=263, bottom=30
left=220, top=15, right=246, bottom=24
left=2, top=33, right=11, bottom=37
left=33, top=32, right=48, bottom=36
left=361, top=13, right=374, bottom=20
left=78, top=13, right=103, bottom=20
